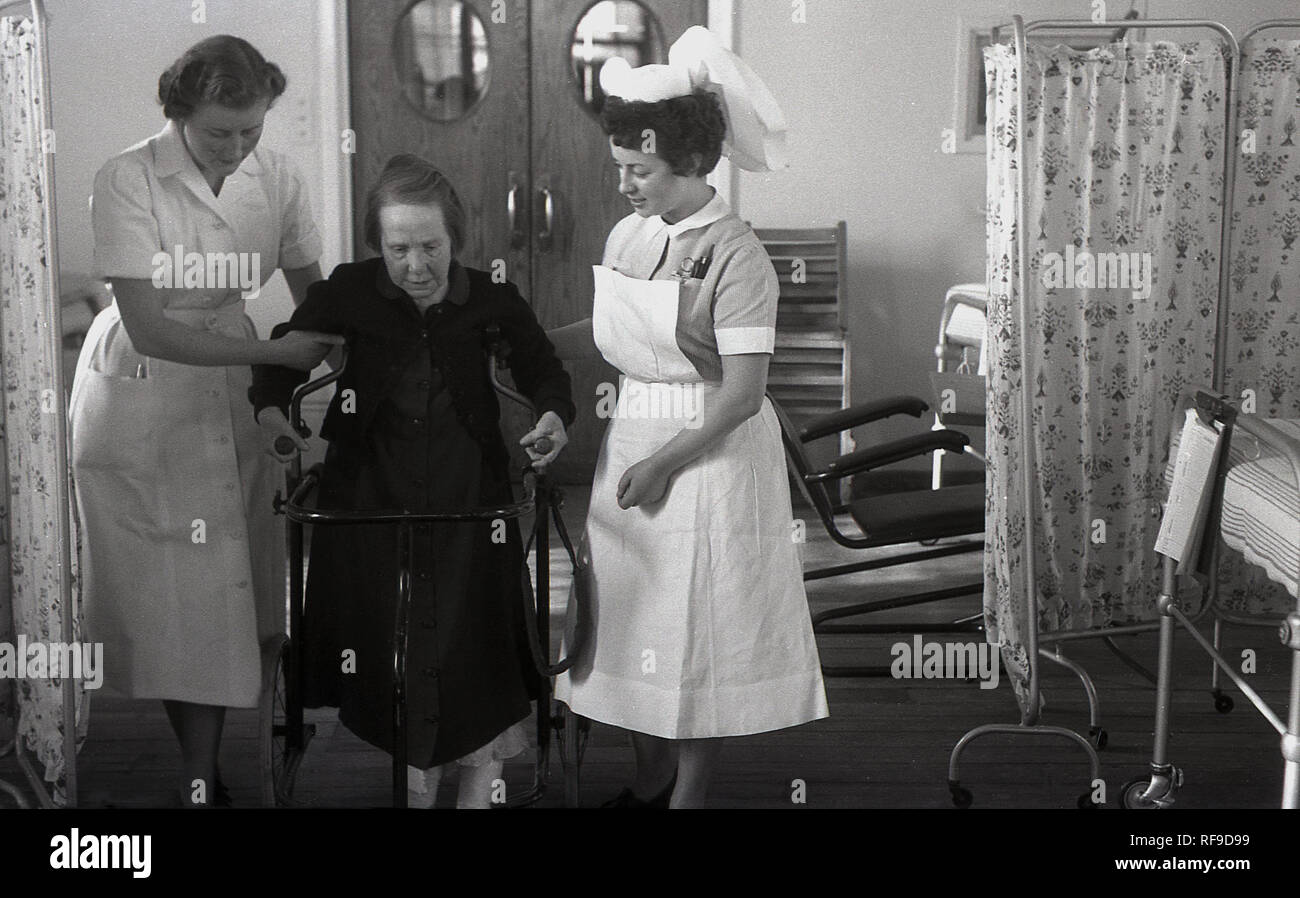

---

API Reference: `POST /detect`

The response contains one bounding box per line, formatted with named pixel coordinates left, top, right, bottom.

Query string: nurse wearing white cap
left=550, top=26, right=827, bottom=808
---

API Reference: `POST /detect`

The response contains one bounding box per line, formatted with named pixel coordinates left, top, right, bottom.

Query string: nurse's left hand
left=520, top=411, right=567, bottom=472
left=616, top=458, right=671, bottom=509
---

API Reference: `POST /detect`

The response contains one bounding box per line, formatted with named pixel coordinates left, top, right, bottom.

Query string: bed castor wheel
left=1120, top=767, right=1181, bottom=809
left=1120, top=778, right=1160, bottom=809
left=1077, top=792, right=1101, bottom=809
left=1213, top=692, right=1234, bottom=714
left=1089, top=726, right=1108, bottom=750
left=948, top=781, right=973, bottom=808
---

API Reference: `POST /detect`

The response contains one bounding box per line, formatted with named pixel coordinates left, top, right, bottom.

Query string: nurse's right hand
left=273, top=330, right=346, bottom=371
left=256, top=407, right=308, bottom=462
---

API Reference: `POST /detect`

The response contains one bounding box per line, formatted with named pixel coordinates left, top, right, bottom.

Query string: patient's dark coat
left=251, top=258, right=574, bottom=766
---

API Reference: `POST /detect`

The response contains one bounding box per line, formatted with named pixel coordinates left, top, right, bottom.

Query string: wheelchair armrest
left=805, top=430, right=971, bottom=483
left=799, top=396, right=931, bottom=442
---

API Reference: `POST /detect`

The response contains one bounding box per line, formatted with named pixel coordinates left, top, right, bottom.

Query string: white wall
left=735, top=0, right=1299, bottom=471
left=47, top=0, right=348, bottom=339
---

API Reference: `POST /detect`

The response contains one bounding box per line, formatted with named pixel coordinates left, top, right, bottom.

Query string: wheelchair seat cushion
left=848, top=482, right=985, bottom=543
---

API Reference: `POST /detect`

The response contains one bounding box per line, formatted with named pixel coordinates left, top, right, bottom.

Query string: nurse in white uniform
left=550, top=27, right=828, bottom=808
left=68, top=36, right=341, bottom=806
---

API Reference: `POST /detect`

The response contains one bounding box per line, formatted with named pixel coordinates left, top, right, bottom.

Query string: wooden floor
left=3, top=486, right=1295, bottom=810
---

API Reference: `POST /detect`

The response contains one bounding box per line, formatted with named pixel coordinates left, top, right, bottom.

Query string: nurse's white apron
left=554, top=266, right=827, bottom=739
left=68, top=299, right=282, bottom=708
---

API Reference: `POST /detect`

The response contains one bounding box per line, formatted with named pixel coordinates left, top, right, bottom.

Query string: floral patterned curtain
left=1, top=14, right=86, bottom=802
left=983, top=41, right=1228, bottom=707
left=1219, top=38, right=1300, bottom=616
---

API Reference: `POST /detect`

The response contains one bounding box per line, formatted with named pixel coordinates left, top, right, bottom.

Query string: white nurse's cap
left=598, top=25, right=787, bottom=172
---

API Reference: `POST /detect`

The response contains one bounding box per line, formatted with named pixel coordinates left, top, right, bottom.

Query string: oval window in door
left=394, top=0, right=490, bottom=121
left=571, top=0, right=666, bottom=117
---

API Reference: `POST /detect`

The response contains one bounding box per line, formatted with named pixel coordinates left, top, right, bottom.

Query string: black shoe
left=600, top=777, right=675, bottom=809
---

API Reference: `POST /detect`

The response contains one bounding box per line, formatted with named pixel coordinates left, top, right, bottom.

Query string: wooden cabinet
left=349, top=0, right=706, bottom=481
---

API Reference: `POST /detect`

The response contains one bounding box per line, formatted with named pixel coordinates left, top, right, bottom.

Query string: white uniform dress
left=555, top=192, right=828, bottom=738
left=68, top=120, right=322, bottom=708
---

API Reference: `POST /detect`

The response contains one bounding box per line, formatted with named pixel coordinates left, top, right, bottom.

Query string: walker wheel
left=259, top=633, right=311, bottom=807
left=1213, top=692, right=1234, bottom=714
left=557, top=702, right=590, bottom=808
left=1089, top=726, right=1108, bottom=750
left=949, top=782, right=973, bottom=809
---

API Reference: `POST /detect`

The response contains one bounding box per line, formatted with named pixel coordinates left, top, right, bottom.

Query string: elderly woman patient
left=249, top=154, right=574, bottom=808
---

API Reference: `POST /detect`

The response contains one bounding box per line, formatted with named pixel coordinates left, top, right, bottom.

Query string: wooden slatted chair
left=753, top=223, right=854, bottom=501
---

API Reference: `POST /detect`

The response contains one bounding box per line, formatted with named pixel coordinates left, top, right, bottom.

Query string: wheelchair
left=769, top=392, right=986, bottom=677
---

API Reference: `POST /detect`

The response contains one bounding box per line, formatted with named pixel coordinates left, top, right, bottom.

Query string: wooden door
left=350, top=0, right=532, bottom=281
left=530, top=0, right=707, bottom=480
left=350, top=0, right=707, bottom=483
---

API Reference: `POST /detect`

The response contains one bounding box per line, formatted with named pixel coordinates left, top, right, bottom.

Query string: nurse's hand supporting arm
left=616, top=353, right=770, bottom=509
left=112, top=278, right=343, bottom=370
left=546, top=318, right=602, bottom=361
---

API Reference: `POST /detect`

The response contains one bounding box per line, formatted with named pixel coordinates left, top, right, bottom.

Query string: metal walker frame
left=264, top=331, right=589, bottom=808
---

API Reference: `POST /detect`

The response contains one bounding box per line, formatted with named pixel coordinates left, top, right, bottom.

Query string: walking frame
left=267, top=328, right=590, bottom=808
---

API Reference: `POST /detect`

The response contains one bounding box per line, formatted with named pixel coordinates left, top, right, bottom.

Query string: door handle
left=507, top=176, right=525, bottom=250
left=537, top=186, right=554, bottom=253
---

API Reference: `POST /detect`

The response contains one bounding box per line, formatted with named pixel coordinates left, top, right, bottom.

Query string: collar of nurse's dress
left=652, top=190, right=730, bottom=238
left=374, top=257, right=470, bottom=307
left=151, top=118, right=266, bottom=227
left=153, top=118, right=266, bottom=178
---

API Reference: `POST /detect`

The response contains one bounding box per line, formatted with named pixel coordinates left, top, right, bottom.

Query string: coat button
left=422, top=667, right=439, bottom=677
left=418, top=571, right=431, bottom=581
left=419, top=330, right=429, bottom=340
left=413, top=477, right=426, bottom=487
left=417, top=380, right=430, bottom=390
left=412, top=417, right=424, bottom=426
left=425, top=715, right=440, bottom=725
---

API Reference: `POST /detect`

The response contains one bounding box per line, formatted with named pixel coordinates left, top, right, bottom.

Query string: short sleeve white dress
left=68, top=120, right=321, bottom=708
left=554, top=191, right=828, bottom=738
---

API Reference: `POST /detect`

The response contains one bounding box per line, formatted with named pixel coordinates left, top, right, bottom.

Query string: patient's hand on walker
left=616, top=457, right=670, bottom=509
left=520, top=411, right=567, bottom=472
left=257, top=406, right=309, bottom=463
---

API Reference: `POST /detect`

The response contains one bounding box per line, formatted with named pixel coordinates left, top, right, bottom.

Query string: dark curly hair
left=157, top=35, right=286, bottom=120
left=363, top=154, right=467, bottom=256
left=601, top=88, right=726, bottom=176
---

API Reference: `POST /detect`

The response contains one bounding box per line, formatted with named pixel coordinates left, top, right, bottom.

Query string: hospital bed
left=1124, top=388, right=1300, bottom=808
